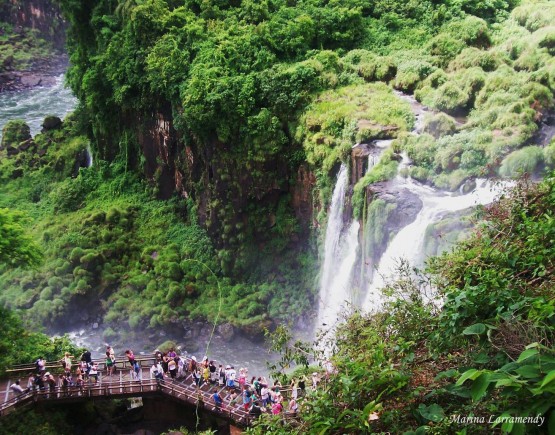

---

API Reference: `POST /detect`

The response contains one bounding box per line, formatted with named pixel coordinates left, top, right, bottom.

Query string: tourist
left=209, top=360, right=217, bottom=384
left=80, top=349, right=92, bottom=366
left=218, top=364, right=225, bottom=386
left=228, top=390, right=239, bottom=407
left=168, top=348, right=177, bottom=359
left=299, top=374, right=307, bottom=396
left=288, top=398, right=299, bottom=416
left=312, top=372, right=319, bottom=390
left=202, top=364, right=210, bottom=384
left=34, top=373, right=45, bottom=391
left=252, top=376, right=262, bottom=396
left=192, top=367, right=202, bottom=386
left=80, top=350, right=92, bottom=378
left=249, top=401, right=263, bottom=417
left=290, top=377, right=298, bottom=400
left=35, top=357, right=45, bottom=375
left=106, top=346, right=116, bottom=377
left=60, top=373, right=70, bottom=396
left=238, top=367, right=247, bottom=390
left=162, top=353, right=170, bottom=375
left=212, top=389, right=224, bottom=410
left=271, top=401, right=283, bottom=415
left=168, top=357, right=177, bottom=380
left=62, top=352, right=72, bottom=376
left=150, top=362, right=164, bottom=381
left=89, top=363, right=99, bottom=383
left=27, top=373, right=35, bottom=392
left=242, top=389, right=252, bottom=411
left=226, top=366, right=236, bottom=391
left=188, top=356, right=197, bottom=373
left=45, top=372, right=57, bottom=397
left=177, top=356, right=186, bottom=379
left=260, top=385, right=270, bottom=407
left=10, top=380, right=25, bottom=395
left=125, top=349, right=140, bottom=380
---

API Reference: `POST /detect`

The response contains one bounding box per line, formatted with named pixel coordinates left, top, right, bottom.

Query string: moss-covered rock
left=1, top=120, right=31, bottom=149
left=422, top=113, right=458, bottom=139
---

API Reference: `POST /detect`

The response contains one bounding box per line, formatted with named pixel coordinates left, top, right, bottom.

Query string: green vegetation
left=252, top=172, right=555, bottom=434
left=0, top=307, right=81, bottom=374
left=0, top=117, right=317, bottom=334
left=0, top=22, right=55, bottom=73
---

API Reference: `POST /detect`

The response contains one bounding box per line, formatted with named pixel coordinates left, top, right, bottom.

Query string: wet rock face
left=363, top=181, right=423, bottom=265
left=371, top=182, right=423, bottom=231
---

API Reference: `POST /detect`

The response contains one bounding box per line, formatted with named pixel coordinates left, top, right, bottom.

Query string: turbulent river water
left=0, top=75, right=76, bottom=140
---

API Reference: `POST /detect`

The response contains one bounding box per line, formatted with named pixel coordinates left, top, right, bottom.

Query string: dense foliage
left=249, top=172, right=555, bottom=434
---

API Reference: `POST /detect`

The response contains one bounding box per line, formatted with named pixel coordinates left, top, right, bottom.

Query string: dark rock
left=73, top=148, right=90, bottom=176
left=20, top=75, right=42, bottom=87
left=2, top=55, right=14, bottom=70
left=42, top=116, right=62, bottom=131
left=6, top=146, right=19, bottom=157
left=18, top=138, right=34, bottom=152
left=37, top=148, right=47, bottom=157
left=460, top=179, right=477, bottom=194
left=363, top=181, right=423, bottom=268
left=217, top=323, right=235, bottom=341
left=11, top=168, right=23, bottom=179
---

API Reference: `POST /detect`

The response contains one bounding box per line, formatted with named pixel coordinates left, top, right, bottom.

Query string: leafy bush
left=499, top=146, right=544, bottom=177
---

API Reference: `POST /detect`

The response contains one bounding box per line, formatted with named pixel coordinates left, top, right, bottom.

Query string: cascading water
left=363, top=178, right=508, bottom=311
left=317, top=165, right=360, bottom=329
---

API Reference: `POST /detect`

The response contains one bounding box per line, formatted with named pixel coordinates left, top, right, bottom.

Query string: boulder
left=18, top=138, right=34, bottom=152
left=42, top=116, right=63, bottom=131
left=217, top=323, right=236, bottom=341
left=20, top=75, right=42, bottom=87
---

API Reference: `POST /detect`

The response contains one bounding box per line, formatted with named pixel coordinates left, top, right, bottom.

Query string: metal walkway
left=0, top=356, right=288, bottom=427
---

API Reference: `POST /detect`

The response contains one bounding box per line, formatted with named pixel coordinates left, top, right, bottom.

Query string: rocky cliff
left=0, top=0, right=66, bottom=49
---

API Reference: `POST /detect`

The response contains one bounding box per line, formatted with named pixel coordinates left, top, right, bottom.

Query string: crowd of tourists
left=8, top=346, right=324, bottom=419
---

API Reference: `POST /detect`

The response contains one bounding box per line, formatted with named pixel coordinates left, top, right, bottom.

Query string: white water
left=0, top=74, right=76, bottom=140
left=317, top=165, right=361, bottom=328
left=363, top=178, right=508, bottom=311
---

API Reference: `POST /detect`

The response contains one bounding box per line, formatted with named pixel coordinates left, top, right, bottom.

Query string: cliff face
left=0, top=0, right=66, bottom=49
left=131, top=104, right=315, bottom=273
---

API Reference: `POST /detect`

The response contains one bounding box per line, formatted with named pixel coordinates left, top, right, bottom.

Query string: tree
left=0, top=208, right=42, bottom=268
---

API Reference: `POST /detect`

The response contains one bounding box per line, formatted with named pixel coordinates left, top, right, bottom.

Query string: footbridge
left=0, top=355, right=297, bottom=428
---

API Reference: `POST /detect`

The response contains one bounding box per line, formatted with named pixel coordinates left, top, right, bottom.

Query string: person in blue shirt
left=213, top=390, right=224, bottom=410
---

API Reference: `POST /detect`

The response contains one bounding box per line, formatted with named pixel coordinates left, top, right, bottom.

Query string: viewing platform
left=0, top=355, right=299, bottom=429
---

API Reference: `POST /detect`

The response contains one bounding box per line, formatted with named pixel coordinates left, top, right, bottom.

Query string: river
left=0, top=74, right=76, bottom=140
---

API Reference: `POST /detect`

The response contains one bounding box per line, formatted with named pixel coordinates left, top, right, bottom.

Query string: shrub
left=426, top=33, right=466, bottom=68
left=442, top=16, right=491, bottom=47
left=427, top=82, right=469, bottom=114
left=394, top=59, right=436, bottom=92
left=448, top=47, right=505, bottom=72
left=499, top=146, right=544, bottom=177
left=1, top=120, right=31, bottom=148
left=422, top=113, right=457, bottom=139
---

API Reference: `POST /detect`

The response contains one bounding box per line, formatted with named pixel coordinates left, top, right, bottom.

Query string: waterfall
left=363, top=178, right=508, bottom=311
left=317, top=165, right=360, bottom=329
left=86, top=144, right=94, bottom=168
